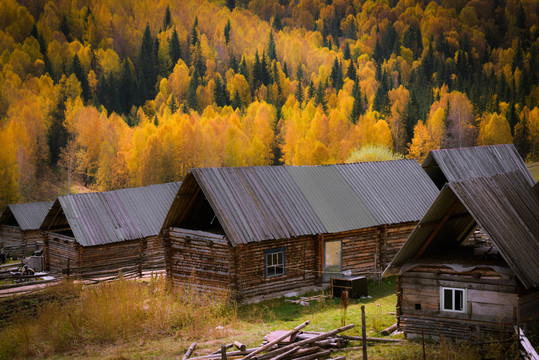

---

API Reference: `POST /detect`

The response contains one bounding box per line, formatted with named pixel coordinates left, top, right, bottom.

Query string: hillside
left=0, top=0, right=538, bottom=208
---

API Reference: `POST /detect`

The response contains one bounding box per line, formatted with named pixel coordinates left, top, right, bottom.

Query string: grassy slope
left=528, top=162, right=539, bottom=181
left=38, top=278, right=484, bottom=360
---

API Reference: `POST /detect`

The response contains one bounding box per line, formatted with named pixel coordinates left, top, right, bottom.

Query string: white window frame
left=265, top=248, right=285, bottom=278
left=440, top=287, right=467, bottom=313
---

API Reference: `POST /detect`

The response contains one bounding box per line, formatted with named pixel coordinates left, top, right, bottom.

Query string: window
left=265, top=248, right=285, bottom=277
left=440, top=287, right=467, bottom=313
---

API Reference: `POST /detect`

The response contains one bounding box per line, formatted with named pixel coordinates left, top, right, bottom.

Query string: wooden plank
left=467, top=289, right=517, bottom=306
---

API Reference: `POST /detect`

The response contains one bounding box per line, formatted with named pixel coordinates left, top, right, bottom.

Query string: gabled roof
left=387, top=171, right=539, bottom=289
left=163, top=160, right=440, bottom=246
left=41, top=182, right=181, bottom=246
left=421, top=144, right=534, bottom=188
left=0, top=201, right=54, bottom=230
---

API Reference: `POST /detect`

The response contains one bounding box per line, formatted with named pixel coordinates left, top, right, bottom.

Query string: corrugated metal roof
left=387, top=171, right=539, bottom=289
left=166, top=160, right=439, bottom=246
left=42, top=182, right=181, bottom=246
left=0, top=201, right=54, bottom=230
left=336, top=161, right=440, bottom=225
left=422, top=144, right=534, bottom=188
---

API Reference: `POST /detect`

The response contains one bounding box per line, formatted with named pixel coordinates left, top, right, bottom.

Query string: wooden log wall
left=165, top=228, right=234, bottom=293
left=327, top=227, right=378, bottom=277
left=380, top=222, right=416, bottom=269
left=143, top=235, right=166, bottom=271
left=0, top=225, right=24, bottom=248
left=75, top=239, right=143, bottom=279
left=398, top=264, right=519, bottom=339
left=44, top=233, right=78, bottom=273
left=236, top=236, right=317, bottom=300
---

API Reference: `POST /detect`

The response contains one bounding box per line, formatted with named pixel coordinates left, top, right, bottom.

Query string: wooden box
left=331, top=276, right=368, bottom=298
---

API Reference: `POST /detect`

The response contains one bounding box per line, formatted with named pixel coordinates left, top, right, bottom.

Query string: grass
left=0, top=277, right=517, bottom=360
left=527, top=161, right=539, bottom=181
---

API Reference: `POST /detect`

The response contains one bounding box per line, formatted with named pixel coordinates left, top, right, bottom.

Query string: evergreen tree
left=163, top=6, right=172, bottom=30
left=169, top=28, right=182, bottom=66
left=224, top=20, right=231, bottom=44
left=240, top=56, right=249, bottom=83
left=71, top=54, right=89, bottom=101
left=187, top=69, right=199, bottom=111
left=351, top=80, right=364, bottom=123
left=136, top=24, right=158, bottom=105
left=343, top=42, right=351, bottom=60
left=226, top=0, right=235, bottom=11
left=261, top=52, right=271, bottom=85
left=283, top=62, right=289, bottom=78
left=506, top=102, right=517, bottom=134
left=229, top=53, right=238, bottom=73
left=214, top=76, right=229, bottom=107
left=48, top=78, right=71, bottom=164
left=373, top=70, right=390, bottom=114
left=346, top=59, right=356, bottom=81
left=267, top=31, right=277, bottom=61
left=231, top=89, right=242, bottom=109
left=296, top=64, right=303, bottom=82
left=296, top=80, right=303, bottom=105
left=190, top=17, right=199, bottom=46
left=192, top=40, right=206, bottom=78
left=314, top=81, right=327, bottom=111
left=330, top=58, right=344, bottom=91
left=514, top=114, right=530, bottom=159
left=119, top=59, right=136, bottom=115
left=272, top=13, right=282, bottom=31
left=307, top=80, right=315, bottom=99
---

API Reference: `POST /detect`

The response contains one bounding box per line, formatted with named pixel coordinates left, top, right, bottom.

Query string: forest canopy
left=0, top=0, right=538, bottom=207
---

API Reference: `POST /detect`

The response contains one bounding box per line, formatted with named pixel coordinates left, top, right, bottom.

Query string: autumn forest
left=0, top=0, right=538, bottom=207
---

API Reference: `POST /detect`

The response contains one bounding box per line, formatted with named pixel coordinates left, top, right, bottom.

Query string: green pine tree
left=169, top=28, right=182, bottom=66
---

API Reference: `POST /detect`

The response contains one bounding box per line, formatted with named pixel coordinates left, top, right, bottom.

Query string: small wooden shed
left=384, top=171, right=539, bottom=340
left=162, top=161, right=439, bottom=302
left=41, top=182, right=180, bottom=278
left=0, top=201, right=53, bottom=258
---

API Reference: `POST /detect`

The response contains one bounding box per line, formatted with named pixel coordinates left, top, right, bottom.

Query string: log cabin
left=0, top=201, right=53, bottom=258
left=162, top=161, right=439, bottom=302
left=41, top=182, right=180, bottom=279
left=384, top=171, right=539, bottom=340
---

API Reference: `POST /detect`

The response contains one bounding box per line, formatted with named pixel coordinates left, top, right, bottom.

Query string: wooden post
left=221, top=345, right=227, bottom=360
left=361, top=305, right=367, bottom=360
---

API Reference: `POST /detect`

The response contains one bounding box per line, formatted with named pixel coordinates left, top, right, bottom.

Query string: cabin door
left=323, top=240, right=342, bottom=282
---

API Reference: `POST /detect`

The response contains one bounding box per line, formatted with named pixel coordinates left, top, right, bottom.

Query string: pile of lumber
left=186, top=321, right=353, bottom=360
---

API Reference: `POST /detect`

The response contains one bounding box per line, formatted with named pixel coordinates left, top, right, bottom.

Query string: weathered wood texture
left=165, top=228, right=234, bottom=293
left=328, top=228, right=377, bottom=277
left=0, top=226, right=42, bottom=258
left=165, top=223, right=418, bottom=301
left=44, top=232, right=167, bottom=279
left=398, top=264, right=521, bottom=339
left=236, top=236, right=317, bottom=300
left=44, top=233, right=78, bottom=273
left=165, top=228, right=318, bottom=301
left=380, top=223, right=416, bottom=268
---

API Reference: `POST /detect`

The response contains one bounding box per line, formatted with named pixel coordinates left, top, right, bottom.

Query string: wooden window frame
left=440, top=286, right=467, bottom=313
left=265, top=247, right=286, bottom=278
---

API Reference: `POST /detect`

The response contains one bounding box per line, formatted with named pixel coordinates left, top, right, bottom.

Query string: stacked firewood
left=185, top=321, right=353, bottom=360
